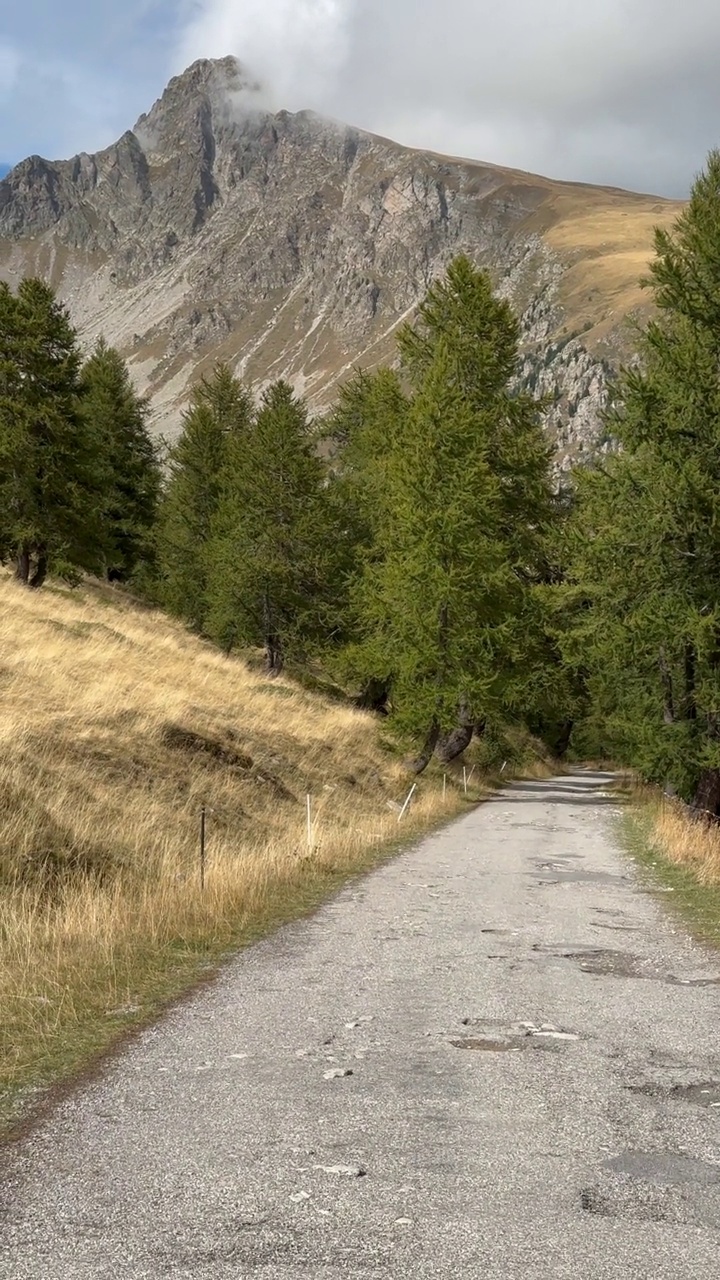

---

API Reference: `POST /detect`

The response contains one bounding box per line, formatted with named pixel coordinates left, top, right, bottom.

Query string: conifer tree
left=566, top=151, right=720, bottom=807
left=156, top=364, right=252, bottom=629
left=80, top=338, right=161, bottom=582
left=348, top=343, right=518, bottom=768
left=397, top=255, right=555, bottom=574
left=324, top=368, right=408, bottom=556
left=206, top=380, right=340, bottom=671
left=346, top=257, right=556, bottom=768
left=0, top=278, right=105, bottom=587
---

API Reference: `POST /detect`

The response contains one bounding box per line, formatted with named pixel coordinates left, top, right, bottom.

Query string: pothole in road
left=593, top=923, right=643, bottom=934
left=532, top=945, right=642, bottom=977
left=560, top=948, right=644, bottom=977
left=451, top=1020, right=579, bottom=1053
left=580, top=1152, right=720, bottom=1229
left=450, top=1038, right=522, bottom=1053
left=532, top=867, right=630, bottom=885
left=532, top=945, right=720, bottom=986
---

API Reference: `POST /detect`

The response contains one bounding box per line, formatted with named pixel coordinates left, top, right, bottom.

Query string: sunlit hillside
left=0, top=572, right=461, bottom=1120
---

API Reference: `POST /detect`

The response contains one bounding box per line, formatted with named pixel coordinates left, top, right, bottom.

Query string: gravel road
left=3, top=770, right=720, bottom=1278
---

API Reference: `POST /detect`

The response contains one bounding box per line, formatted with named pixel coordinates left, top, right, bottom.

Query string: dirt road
left=3, top=771, right=720, bottom=1278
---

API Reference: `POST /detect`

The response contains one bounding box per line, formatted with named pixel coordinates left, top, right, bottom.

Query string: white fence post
left=398, top=783, right=417, bottom=822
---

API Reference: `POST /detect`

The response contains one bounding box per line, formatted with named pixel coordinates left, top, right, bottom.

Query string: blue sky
left=2, top=1, right=720, bottom=196
left=0, top=2, right=181, bottom=165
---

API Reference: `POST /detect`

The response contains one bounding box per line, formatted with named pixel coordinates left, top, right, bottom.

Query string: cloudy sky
left=1, top=0, right=719, bottom=196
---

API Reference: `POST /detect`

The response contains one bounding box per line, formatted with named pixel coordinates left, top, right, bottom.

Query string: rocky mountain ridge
left=0, top=57, right=683, bottom=464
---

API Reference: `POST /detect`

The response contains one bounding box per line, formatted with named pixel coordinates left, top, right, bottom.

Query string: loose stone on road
left=3, top=770, right=720, bottom=1277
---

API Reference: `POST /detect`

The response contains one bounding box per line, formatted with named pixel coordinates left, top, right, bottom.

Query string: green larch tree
left=565, top=151, right=720, bottom=807
left=156, top=364, right=252, bottom=629
left=346, top=256, right=557, bottom=768
left=80, top=338, right=161, bottom=582
left=206, top=380, right=343, bottom=672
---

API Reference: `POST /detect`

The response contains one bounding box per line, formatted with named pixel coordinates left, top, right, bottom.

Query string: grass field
left=0, top=571, right=542, bottom=1130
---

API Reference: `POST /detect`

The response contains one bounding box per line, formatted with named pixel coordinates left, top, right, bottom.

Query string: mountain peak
left=0, top=59, right=683, bottom=468
left=133, top=56, right=266, bottom=144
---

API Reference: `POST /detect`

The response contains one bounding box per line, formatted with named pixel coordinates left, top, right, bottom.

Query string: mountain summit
left=0, top=57, right=682, bottom=460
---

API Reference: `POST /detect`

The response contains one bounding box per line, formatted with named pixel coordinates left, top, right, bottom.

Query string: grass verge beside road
left=622, top=791, right=720, bottom=948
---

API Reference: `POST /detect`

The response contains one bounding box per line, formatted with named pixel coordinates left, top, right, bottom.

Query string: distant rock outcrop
left=0, top=57, right=682, bottom=464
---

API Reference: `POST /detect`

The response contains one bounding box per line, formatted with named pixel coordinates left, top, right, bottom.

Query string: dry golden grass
left=623, top=787, right=720, bottom=950
left=535, top=190, right=683, bottom=342
left=0, top=571, right=476, bottom=1124
left=425, top=155, right=684, bottom=350
left=648, top=799, right=720, bottom=887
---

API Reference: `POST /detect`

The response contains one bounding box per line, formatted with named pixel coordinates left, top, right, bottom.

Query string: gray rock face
left=0, top=56, right=680, bottom=459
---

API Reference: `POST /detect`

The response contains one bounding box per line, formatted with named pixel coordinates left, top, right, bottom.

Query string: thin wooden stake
left=467, top=765, right=477, bottom=785
left=398, top=783, right=417, bottom=822
left=200, top=805, right=207, bottom=891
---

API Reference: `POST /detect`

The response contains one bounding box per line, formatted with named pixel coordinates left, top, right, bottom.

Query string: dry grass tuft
left=649, top=799, right=720, bottom=887
left=0, top=571, right=470, bottom=1123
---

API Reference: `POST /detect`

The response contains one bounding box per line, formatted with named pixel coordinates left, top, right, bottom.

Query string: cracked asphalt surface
left=3, top=770, right=720, bottom=1278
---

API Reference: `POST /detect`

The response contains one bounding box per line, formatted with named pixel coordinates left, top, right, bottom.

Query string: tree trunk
left=265, top=636, right=283, bottom=676
left=408, top=721, right=441, bottom=775
left=435, top=722, right=473, bottom=764
left=221, top=621, right=237, bottom=658
left=356, top=678, right=390, bottom=715
left=435, top=699, right=477, bottom=764
left=15, top=547, right=30, bottom=585
left=29, top=553, right=48, bottom=590
left=263, top=589, right=283, bottom=675
left=555, top=719, right=574, bottom=758
left=691, top=769, right=720, bottom=818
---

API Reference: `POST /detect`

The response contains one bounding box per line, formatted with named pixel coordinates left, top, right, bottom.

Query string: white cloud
left=175, top=0, right=351, bottom=110
left=173, top=0, right=720, bottom=195
left=3, top=0, right=720, bottom=192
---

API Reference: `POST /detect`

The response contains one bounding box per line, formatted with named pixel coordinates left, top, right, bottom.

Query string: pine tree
left=348, top=342, right=518, bottom=769
left=565, top=151, right=720, bottom=807
left=80, top=338, right=161, bottom=582
left=346, top=257, right=556, bottom=768
left=323, top=368, right=408, bottom=556
left=397, top=255, right=555, bottom=574
left=156, top=364, right=252, bottom=629
left=206, top=380, right=341, bottom=671
left=0, top=278, right=105, bottom=587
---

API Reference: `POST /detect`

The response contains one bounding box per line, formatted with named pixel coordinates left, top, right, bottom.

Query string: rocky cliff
left=0, top=56, right=683, bottom=464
